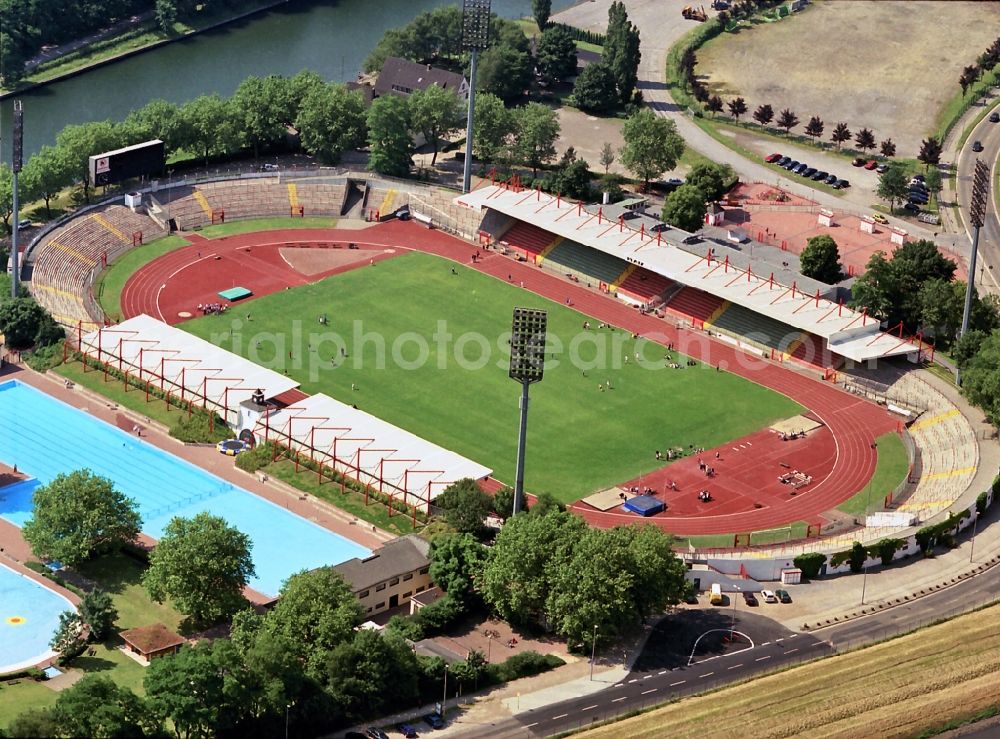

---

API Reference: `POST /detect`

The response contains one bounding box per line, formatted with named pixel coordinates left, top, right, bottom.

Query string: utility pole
left=461, top=0, right=491, bottom=193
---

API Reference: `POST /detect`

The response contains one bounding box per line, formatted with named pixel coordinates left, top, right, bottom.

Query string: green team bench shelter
left=218, top=287, right=252, bottom=301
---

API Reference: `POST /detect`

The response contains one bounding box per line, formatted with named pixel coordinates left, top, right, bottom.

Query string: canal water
left=2, top=0, right=576, bottom=160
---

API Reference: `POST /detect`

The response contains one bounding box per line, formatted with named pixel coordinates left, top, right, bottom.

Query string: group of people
left=698, top=490, right=712, bottom=502
left=697, top=458, right=717, bottom=477
left=197, top=303, right=227, bottom=315
left=779, top=430, right=805, bottom=441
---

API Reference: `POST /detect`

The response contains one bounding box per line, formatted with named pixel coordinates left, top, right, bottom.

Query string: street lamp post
left=731, top=584, right=740, bottom=640
left=441, top=664, right=449, bottom=718
left=861, top=442, right=877, bottom=605
left=590, top=625, right=598, bottom=681
left=285, top=704, right=291, bottom=739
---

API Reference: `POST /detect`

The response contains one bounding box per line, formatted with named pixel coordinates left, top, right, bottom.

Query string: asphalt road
left=955, top=107, right=1000, bottom=294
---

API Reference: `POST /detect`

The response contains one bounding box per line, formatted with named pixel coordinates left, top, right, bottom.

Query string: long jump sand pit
left=697, top=1, right=1000, bottom=156
left=279, top=246, right=383, bottom=276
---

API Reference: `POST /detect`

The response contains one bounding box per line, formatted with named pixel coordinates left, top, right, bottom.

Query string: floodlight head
left=509, top=307, right=547, bottom=384
left=971, top=159, right=989, bottom=228
left=462, top=0, right=492, bottom=52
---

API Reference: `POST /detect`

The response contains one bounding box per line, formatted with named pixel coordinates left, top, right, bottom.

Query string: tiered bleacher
left=31, top=205, right=160, bottom=327
left=499, top=221, right=558, bottom=261
left=662, top=286, right=725, bottom=327
left=616, top=267, right=675, bottom=305
left=542, top=239, right=628, bottom=287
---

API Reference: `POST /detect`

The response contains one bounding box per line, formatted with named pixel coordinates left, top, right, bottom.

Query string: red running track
left=124, top=222, right=898, bottom=536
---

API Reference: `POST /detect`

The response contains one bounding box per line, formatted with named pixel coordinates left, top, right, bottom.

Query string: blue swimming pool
left=0, top=563, right=72, bottom=673
left=0, top=380, right=370, bottom=597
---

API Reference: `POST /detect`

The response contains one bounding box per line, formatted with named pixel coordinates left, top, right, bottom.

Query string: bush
left=413, top=593, right=466, bottom=635
left=792, top=552, right=826, bottom=580
left=493, top=651, right=565, bottom=682
left=24, top=342, right=65, bottom=371
left=169, top=412, right=233, bottom=443
left=385, top=614, right=426, bottom=642
left=235, top=441, right=276, bottom=472
left=978, top=490, right=991, bottom=516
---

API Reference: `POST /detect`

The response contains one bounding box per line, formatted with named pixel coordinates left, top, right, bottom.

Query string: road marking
left=552, top=714, right=568, bottom=720
left=755, top=656, right=771, bottom=662
left=613, top=683, right=624, bottom=688
left=761, top=641, right=771, bottom=646
left=787, top=648, right=799, bottom=654
left=582, top=705, right=598, bottom=712
left=813, top=642, right=827, bottom=648
left=643, top=674, right=653, bottom=680
left=728, top=663, right=743, bottom=669
left=628, top=678, right=638, bottom=683
left=525, top=723, right=538, bottom=728
left=641, top=688, right=658, bottom=695
left=700, top=672, right=714, bottom=678
left=670, top=680, right=686, bottom=686
left=658, top=670, right=667, bottom=675
left=612, top=697, right=626, bottom=703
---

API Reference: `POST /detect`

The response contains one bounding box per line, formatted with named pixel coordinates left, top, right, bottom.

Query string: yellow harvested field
left=576, top=603, right=1000, bottom=739
left=696, top=1, right=1000, bottom=157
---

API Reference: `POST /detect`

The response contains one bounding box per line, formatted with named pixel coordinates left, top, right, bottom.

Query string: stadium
left=19, top=167, right=979, bottom=553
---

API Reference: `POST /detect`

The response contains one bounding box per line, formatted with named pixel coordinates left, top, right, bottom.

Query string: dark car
left=812, top=170, right=828, bottom=181
left=793, top=163, right=808, bottom=174
left=909, top=193, right=929, bottom=204
left=825, top=173, right=838, bottom=185
left=903, top=202, right=921, bottom=213
left=785, top=159, right=800, bottom=170
left=778, top=156, right=792, bottom=167
left=423, top=713, right=445, bottom=730
left=876, top=164, right=889, bottom=174
left=396, top=723, right=419, bottom=738
left=973, top=140, right=984, bottom=152
left=366, top=729, right=390, bottom=739
left=802, top=167, right=817, bottom=178
left=836, top=179, right=851, bottom=189
left=743, top=591, right=759, bottom=606
left=852, top=157, right=866, bottom=167
left=765, top=152, right=783, bottom=163
left=991, top=111, right=1000, bottom=123
left=775, top=589, right=793, bottom=604
left=912, top=173, right=925, bottom=182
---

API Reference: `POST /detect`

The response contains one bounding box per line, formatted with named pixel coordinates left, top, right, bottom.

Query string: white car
left=761, top=590, right=778, bottom=603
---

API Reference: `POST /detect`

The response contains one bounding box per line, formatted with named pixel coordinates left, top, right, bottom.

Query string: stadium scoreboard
left=89, top=139, right=165, bottom=186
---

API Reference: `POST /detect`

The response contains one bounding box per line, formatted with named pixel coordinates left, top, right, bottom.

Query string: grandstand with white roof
left=456, top=184, right=924, bottom=368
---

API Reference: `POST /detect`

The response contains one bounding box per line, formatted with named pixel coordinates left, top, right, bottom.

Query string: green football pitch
left=183, top=252, right=802, bottom=501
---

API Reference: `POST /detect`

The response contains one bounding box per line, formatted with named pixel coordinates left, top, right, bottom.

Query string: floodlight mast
left=10, top=101, right=23, bottom=299
left=461, top=0, right=491, bottom=194
left=958, top=159, right=989, bottom=385
left=508, top=307, right=547, bottom=516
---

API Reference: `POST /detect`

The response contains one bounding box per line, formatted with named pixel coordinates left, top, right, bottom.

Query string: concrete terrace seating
left=290, top=183, right=346, bottom=217
left=31, top=205, right=160, bottom=326
left=500, top=221, right=556, bottom=259
left=543, top=239, right=628, bottom=285
left=617, top=267, right=674, bottom=302
left=662, top=286, right=725, bottom=325
left=709, top=302, right=801, bottom=353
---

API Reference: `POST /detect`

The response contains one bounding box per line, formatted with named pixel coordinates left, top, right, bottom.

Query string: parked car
left=775, top=589, right=792, bottom=603
left=872, top=213, right=889, bottom=225
left=793, top=163, right=808, bottom=174
left=912, top=173, right=925, bottom=182
left=909, top=193, right=929, bottom=204
left=836, top=179, right=851, bottom=189
left=366, top=729, right=390, bottom=739
left=990, top=111, right=1000, bottom=123
left=16, top=218, right=32, bottom=230
left=876, top=164, right=889, bottom=173
left=919, top=212, right=941, bottom=225
left=973, top=140, right=984, bottom=152
left=824, top=173, right=839, bottom=185
left=802, top=167, right=817, bottom=178
left=903, top=202, right=921, bottom=213
left=396, top=723, right=419, bottom=738
left=864, top=160, right=878, bottom=170
left=765, top=152, right=783, bottom=163
left=812, top=170, right=828, bottom=181
left=852, top=157, right=866, bottom=167
left=423, top=713, right=445, bottom=729
left=778, top=156, right=792, bottom=167
left=785, top=160, right=800, bottom=170
left=761, top=590, right=778, bottom=603
left=743, top=591, right=759, bottom=606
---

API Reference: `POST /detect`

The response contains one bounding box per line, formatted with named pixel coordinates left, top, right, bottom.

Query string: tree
left=880, top=138, right=897, bottom=158
left=874, top=538, right=905, bottom=567
left=925, top=167, right=943, bottom=203
left=143, top=512, right=255, bottom=624
left=919, top=279, right=967, bottom=346
left=51, top=675, right=154, bottom=738
left=145, top=641, right=230, bottom=739
left=752, top=103, right=774, bottom=127
left=727, top=96, right=747, bottom=121
left=799, top=235, right=843, bottom=284
left=830, top=122, right=851, bottom=150
left=367, top=94, right=413, bottom=177
left=295, top=83, right=368, bottom=165
left=536, top=25, right=578, bottom=84
left=155, top=0, right=177, bottom=34
left=848, top=541, right=867, bottom=573
left=804, top=116, right=824, bottom=140
left=855, top=127, right=876, bottom=152
left=954, top=329, right=988, bottom=369
left=230, top=74, right=292, bottom=158
left=21, top=145, right=73, bottom=216
left=619, top=108, right=684, bottom=189
left=6, top=708, right=61, bottom=738
left=551, top=157, right=593, bottom=200
left=434, top=478, right=494, bottom=536
left=514, top=102, right=561, bottom=177
left=79, top=590, right=118, bottom=642
left=473, top=93, right=516, bottom=165
left=0, top=167, right=13, bottom=231
left=599, top=142, right=616, bottom=174
left=0, top=296, right=53, bottom=349
left=262, top=567, right=361, bottom=677
left=50, top=611, right=87, bottom=655
left=685, top=162, right=732, bottom=202
left=918, top=136, right=942, bottom=169
left=56, top=121, right=122, bottom=202
left=533, top=0, right=552, bottom=28
left=22, top=470, right=140, bottom=566
left=477, top=44, right=532, bottom=102
left=604, top=1, right=641, bottom=104
left=776, top=108, right=799, bottom=134
left=661, top=184, right=707, bottom=232
left=122, top=99, right=183, bottom=150
left=429, top=533, right=487, bottom=601
left=179, top=94, right=239, bottom=166
left=706, top=95, right=724, bottom=117
left=325, top=630, right=421, bottom=722
left=962, top=330, right=1000, bottom=425
left=876, top=163, right=909, bottom=214
left=570, top=62, right=619, bottom=113
left=408, top=84, right=463, bottom=167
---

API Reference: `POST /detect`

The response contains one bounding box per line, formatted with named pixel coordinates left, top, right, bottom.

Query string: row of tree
left=958, top=35, right=1000, bottom=96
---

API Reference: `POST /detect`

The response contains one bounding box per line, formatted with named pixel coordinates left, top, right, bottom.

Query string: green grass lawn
left=97, top=235, right=191, bottom=319
left=836, top=431, right=910, bottom=517
left=74, top=554, right=183, bottom=634
left=194, top=216, right=337, bottom=239
left=0, top=679, right=57, bottom=729
left=182, top=251, right=802, bottom=500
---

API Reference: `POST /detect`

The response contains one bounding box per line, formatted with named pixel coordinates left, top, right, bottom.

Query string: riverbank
left=0, top=0, right=291, bottom=101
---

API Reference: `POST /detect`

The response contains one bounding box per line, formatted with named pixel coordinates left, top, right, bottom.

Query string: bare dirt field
left=696, top=1, right=1000, bottom=157
left=278, top=246, right=380, bottom=276
left=578, top=601, right=1000, bottom=739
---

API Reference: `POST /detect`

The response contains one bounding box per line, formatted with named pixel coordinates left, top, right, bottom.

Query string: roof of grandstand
left=258, top=393, right=492, bottom=502
left=456, top=184, right=922, bottom=362
left=80, top=314, right=299, bottom=406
